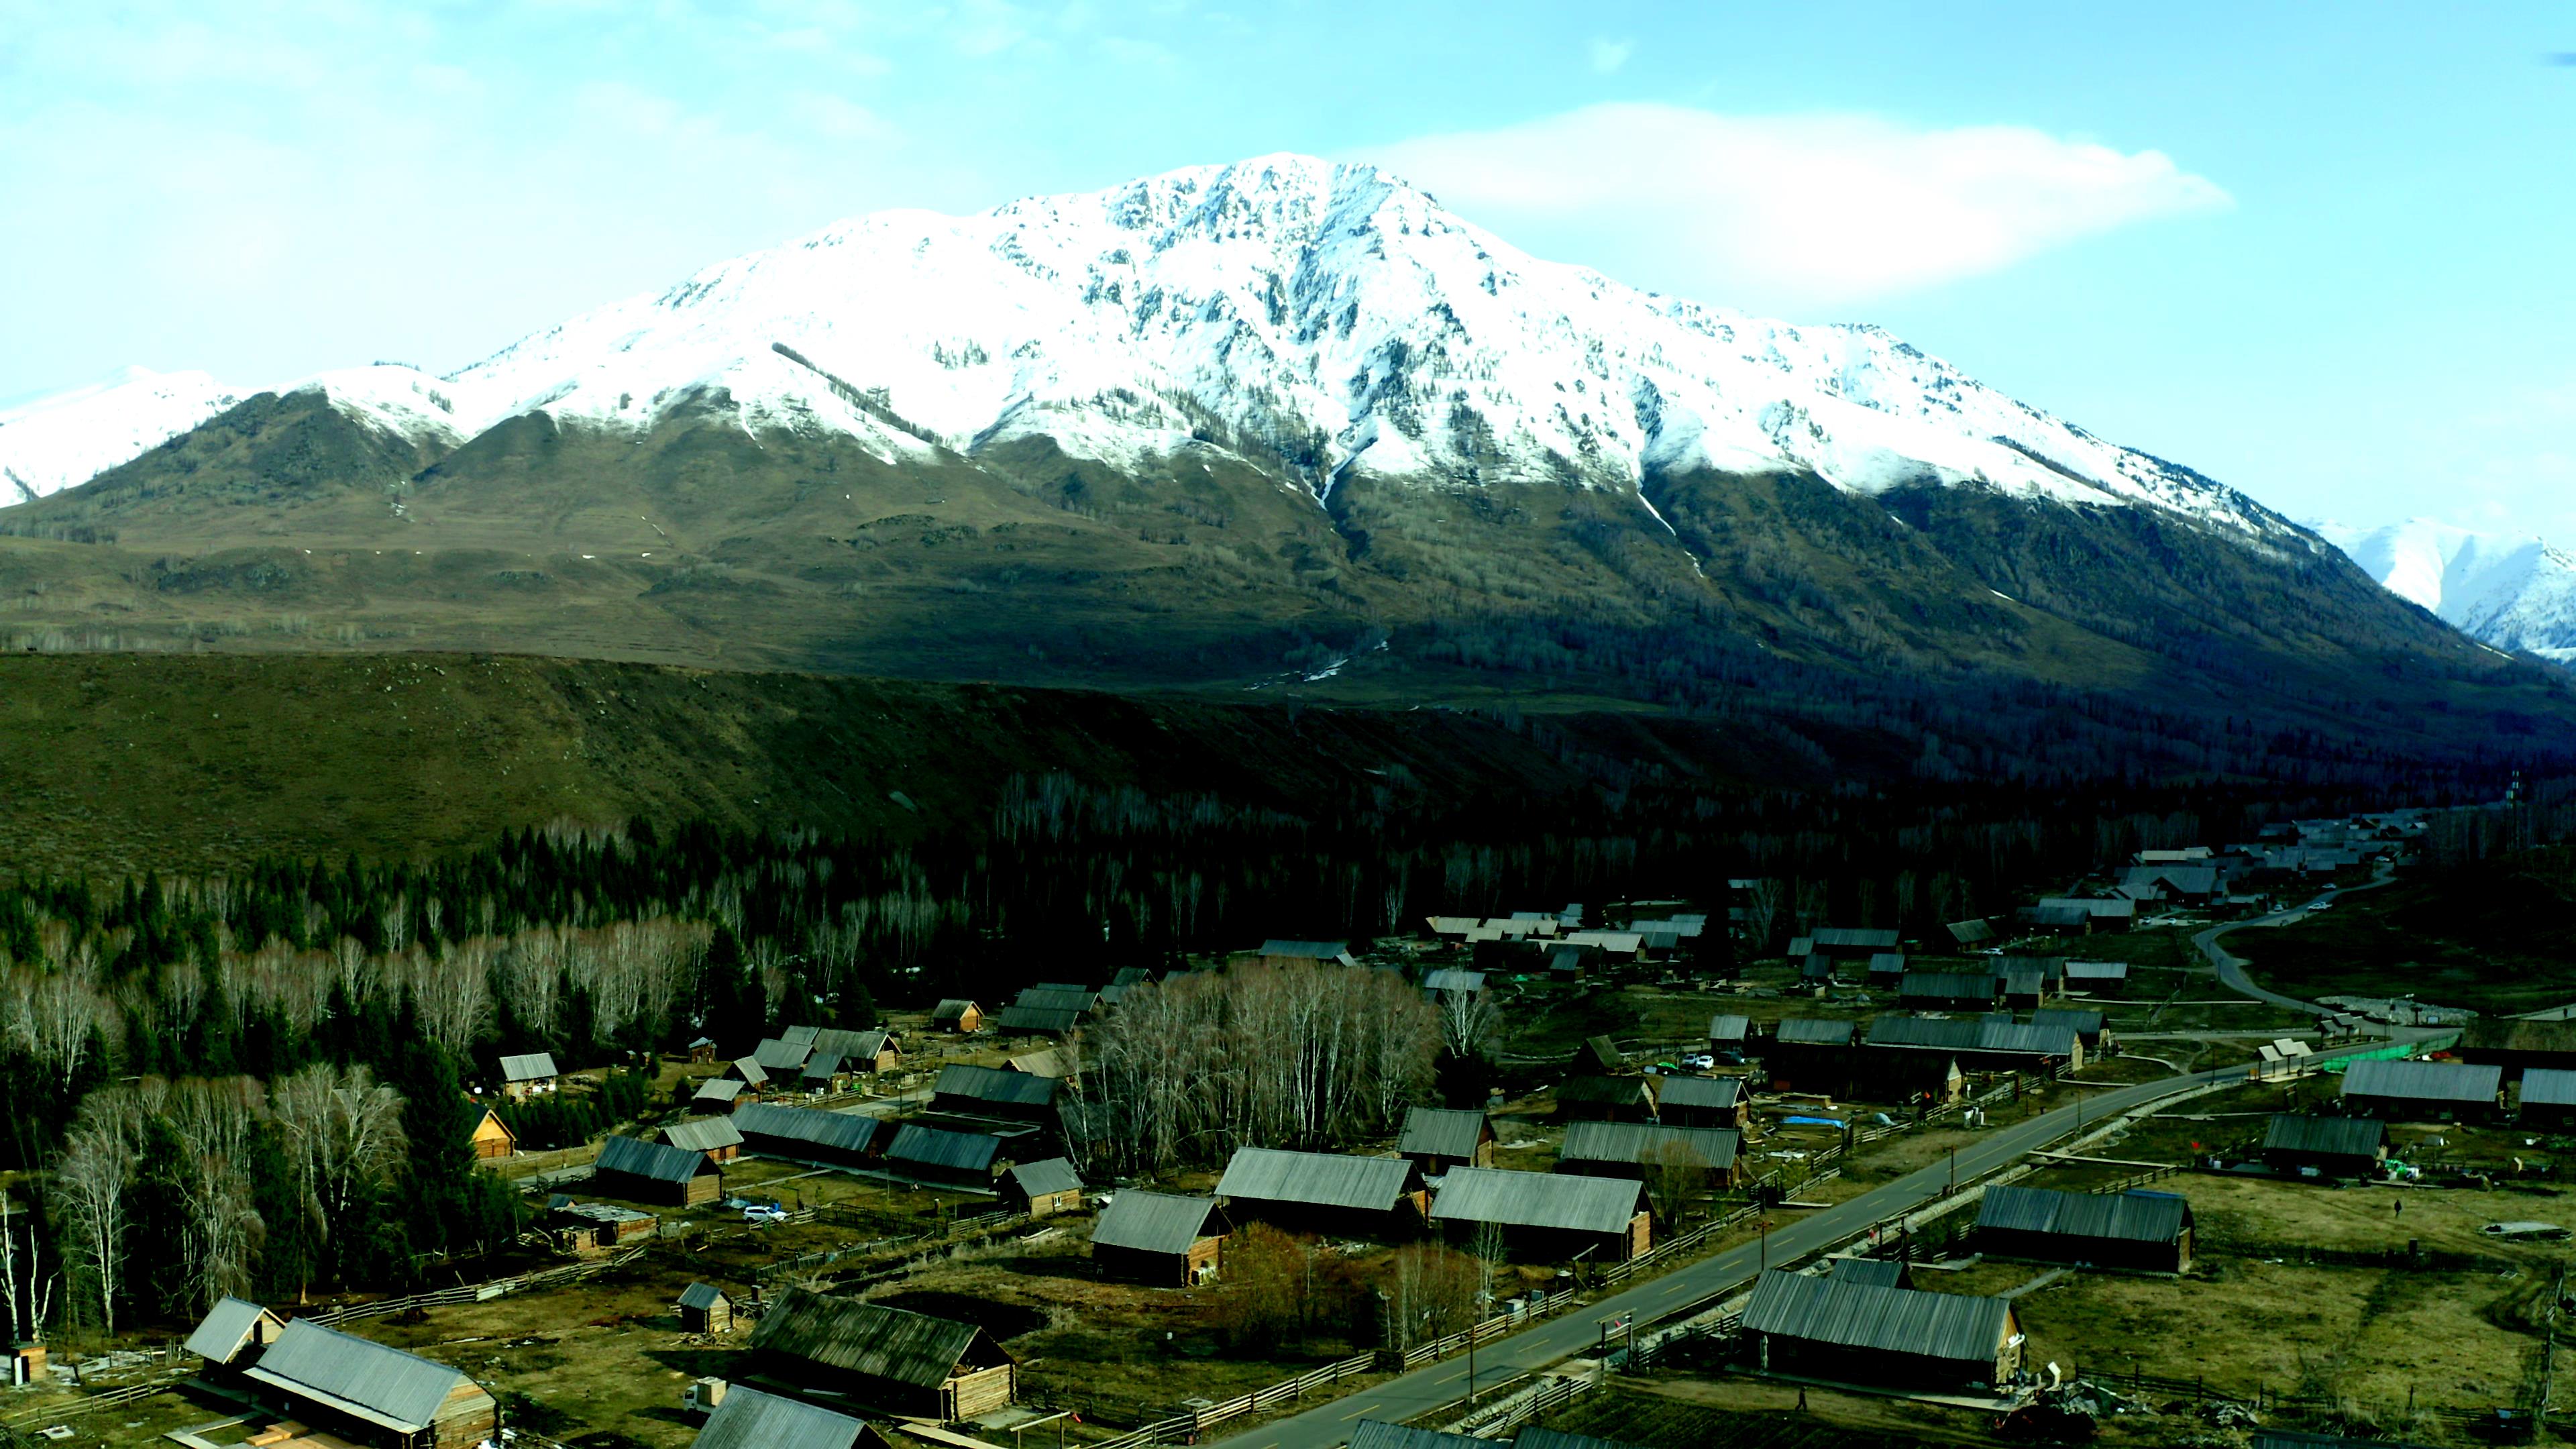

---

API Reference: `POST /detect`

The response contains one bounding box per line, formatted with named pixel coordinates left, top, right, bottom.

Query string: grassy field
left=2231, top=850, right=2576, bottom=1016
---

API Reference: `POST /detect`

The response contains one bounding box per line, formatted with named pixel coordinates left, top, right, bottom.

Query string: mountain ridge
left=0, top=153, right=2564, bottom=757
left=2316, top=517, right=2576, bottom=662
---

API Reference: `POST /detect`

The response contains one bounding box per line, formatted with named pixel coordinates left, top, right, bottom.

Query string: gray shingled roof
left=2029, top=1009, right=2105, bottom=1038
left=1348, top=1424, right=1489, bottom=1449
left=936, top=1063, right=1060, bottom=1109
left=1824, top=1258, right=1907, bottom=1287
left=1867, top=952, right=1909, bottom=975
left=2343, top=1057, right=2500, bottom=1105
left=1976, top=1185, right=2191, bottom=1245
left=735, top=1102, right=881, bottom=1156
left=1216, top=1147, right=1416, bottom=1212
left=499, top=1052, right=558, bottom=1082
left=2526, top=1069, right=2576, bottom=1108
left=1519, top=1430, right=1648, bottom=1449
left=1811, top=928, right=1899, bottom=950
left=780, top=1025, right=821, bottom=1049
left=1900, top=971, right=1999, bottom=1002
left=1558, top=1121, right=1740, bottom=1173
left=661, top=1117, right=745, bottom=1153
left=802, top=1053, right=847, bottom=1081
left=1742, top=1269, right=2013, bottom=1366
left=1652, top=1075, right=1743, bottom=1113
left=753, top=1038, right=814, bottom=1071
left=932, top=999, right=980, bottom=1022
left=1092, top=1190, right=1221, bottom=1254
left=813, top=1027, right=894, bottom=1061
left=240, top=1318, right=482, bottom=1434
left=1008, top=1157, right=1084, bottom=1198
left=1397, top=1107, right=1490, bottom=1161
left=184, top=1296, right=275, bottom=1364
left=694, top=1385, right=870, bottom=1449
left=597, top=1134, right=709, bottom=1184
left=1772, top=1018, right=1854, bottom=1046
left=1430, top=1167, right=1643, bottom=1235
left=678, top=1281, right=729, bottom=1310
left=2064, top=960, right=2129, bottom=981
left=994, top=1004, right=1085, bottom=1034
left=885, top=1124, right=1004, bottom=1173
left=1866, top=1016, right=2078, bottom=1057
left=729, top=1057, right=771, bottom=1087
left=751, top=1289, right=995, bottom=1389
left=693, top=1077, right=746, bottom=1104
left=1422, top=968, right=1487, bottom=993
left=1707, top=1014, right=1750, bottom=1044
left=2261, top=1114, right=2385, bottom=1157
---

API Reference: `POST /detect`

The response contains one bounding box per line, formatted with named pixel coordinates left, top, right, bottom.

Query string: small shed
left=595, top=1134, right=721, bottom=1207
left=2259, top=1114, right=2386, bottom=1179
left=1945, top=918, right=1995, bottom=947
left=1214, top=1146, right=1426, bottom=1238
left=677, top=1281, right=734, bottom=1334
left=498, top=1051, right=559, bottom=1102
left=469, top=1108, right=517, bottom=1161
left=1004, top=1157, right=1086, bottom=1217
left=1428, top=1166, right=1649, bottom=1262
left=1707, top=1014, right=1751, bottom=1060
left=2341, top=1058, right=2502, bottom=1121
left=1975, top=1185, right=2193, bottom=1273
left=1866, top=953, right=1909, bottom=985
left=1741, top=1269, right=2022, bottom=1390
left=750, top=1289, right=1016, bottom=1420
left=1092, top=1190, right=1226, bottom=1284
left=932, top=998, right=984, bottom=1033
left=687, top=1036, right=718, bottom=1065
left=1556, top=1121, right=1741, bottom=1188
left=1396, top=1106, right=1497, bottom=1174
left=551, top=1197, right=657, bottom=1249
left=813, top=1027, right=899, bottom=1073
left=184, top=1296, right=286, bottom=1367
left=1652, top=1075, right=1749, bottom=1130
left=661, top=1116, right=745, bottom=1165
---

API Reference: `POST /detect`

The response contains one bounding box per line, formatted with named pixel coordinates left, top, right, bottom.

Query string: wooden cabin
left=1002, top=1157, right=1086, bottom=1218
left=749, top=1289, right=1016, bottom=1420
left=498, top=1051, right=559, bottom=1102
left=232, top=1316, right=498, bottom=1449
left=1428, top=1167, right=1649, bottom=1263
left=1396, top=1106, right=1497, bottom=1175
left=593, top=1134, right=722, bottom=1207
left=932, top=999, right=985, bottom=1033
left=1091, top=1191, right=1226, bottom=1284
left=1214, top=1147, right=1426, bottom=1240
left=1742, top=1269, right=2022, bottom=1391
left=661, top=1116, right=744, bottom=1166
left=1975, top=1185, right=2193, bottom=1273
left=468, top=1108, right=516, bottom=1162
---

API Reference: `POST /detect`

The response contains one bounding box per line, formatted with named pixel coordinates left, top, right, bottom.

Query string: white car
left=743, top=1205, right=790, bottom=1225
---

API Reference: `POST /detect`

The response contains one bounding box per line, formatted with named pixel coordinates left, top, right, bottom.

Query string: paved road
left=1213, top=1060, right=2306, bottom=1449
left=2190, top=867, right=2397, bottom=1014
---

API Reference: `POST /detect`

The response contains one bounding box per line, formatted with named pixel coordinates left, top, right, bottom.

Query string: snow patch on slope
left=2317, top=517, right=2576, bottom=659
left=0, top=367, right=241, bottom=504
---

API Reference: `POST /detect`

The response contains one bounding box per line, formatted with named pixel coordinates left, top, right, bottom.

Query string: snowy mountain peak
left=0, top=367, right=242, bottom=504
left=2316, top=517, right=2576, bottom=660
left=6, top=154, right=2298, bottom=549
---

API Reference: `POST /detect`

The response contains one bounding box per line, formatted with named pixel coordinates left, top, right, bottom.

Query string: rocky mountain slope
left=0, top=155, right=2563, bottom=751
left=2318, top=518, right=2576, bottom=662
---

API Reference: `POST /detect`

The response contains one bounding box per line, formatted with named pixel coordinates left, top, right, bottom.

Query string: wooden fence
left=1083, top=1351, right=1382, bottom=1449
left=0, top=1376, right=184, bottom=1433
left=755, top=1208, right=1023, bottom=1285
left=307, top=1246, right=649, bottom=1326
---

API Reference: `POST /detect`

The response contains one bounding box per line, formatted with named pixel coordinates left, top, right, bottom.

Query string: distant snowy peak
left=2318, top=518, right=2576, bottom=660
left=0, top=367, right=241, bottom=503
left=5, top=154, right=2295, bottom=545
left=453, top=154, right=2296, bottom=540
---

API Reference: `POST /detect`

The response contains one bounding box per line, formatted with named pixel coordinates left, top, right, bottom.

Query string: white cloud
left=1587, top=38, right=1631, bottom=74
left=1364, top=103, right=2231, bottom=308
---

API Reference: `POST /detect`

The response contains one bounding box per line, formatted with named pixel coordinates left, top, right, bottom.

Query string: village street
left=2190, top=865, right=2395, bottom=1014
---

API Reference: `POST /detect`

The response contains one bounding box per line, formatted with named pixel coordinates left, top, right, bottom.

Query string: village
left=10, top=806, right=2576, bottom=1449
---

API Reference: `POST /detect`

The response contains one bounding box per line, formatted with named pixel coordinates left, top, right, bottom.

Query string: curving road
left=1212, top=1050, right=2383, bottom=1449
left=2190, top=866, right=2398, bottom=1014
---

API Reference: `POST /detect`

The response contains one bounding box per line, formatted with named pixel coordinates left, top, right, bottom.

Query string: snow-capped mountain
left=2317, top=518, right=2576, bottom=661
left=3, top=154, right=2298, bottom=548
left=0, top=366, right=242, bottom=504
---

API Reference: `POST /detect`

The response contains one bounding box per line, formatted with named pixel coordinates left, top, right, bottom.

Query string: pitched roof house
left=1214, top=1147, right=1426, bottom=1236
left=235, top=1317, right=498, bottom=1449
left=1091, top=1190, right=1226, bottom=1283
left=1428, top=1166, right=1649, bottom=1261
left=1741, top=1269, right=2023, bottom=1390
left=749, top=1289, right=1016, bottom=1420
left=1396, top=1107, right=1497, bottom=1173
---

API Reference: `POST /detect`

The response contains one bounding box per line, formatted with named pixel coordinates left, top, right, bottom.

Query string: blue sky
left=3, top=1, right=2571, bottom=535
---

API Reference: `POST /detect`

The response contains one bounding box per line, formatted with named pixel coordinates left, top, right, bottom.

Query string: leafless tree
left=271, top=1064, right=407, bottom=1286
left=52, top=1110, right=138, bottom=1334
left=1642, top=1138, right=1710, bottom=1227
left=1437, top=985, right=1501, bottom=1064
left=1743, top=878, right=1786, bottom=952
